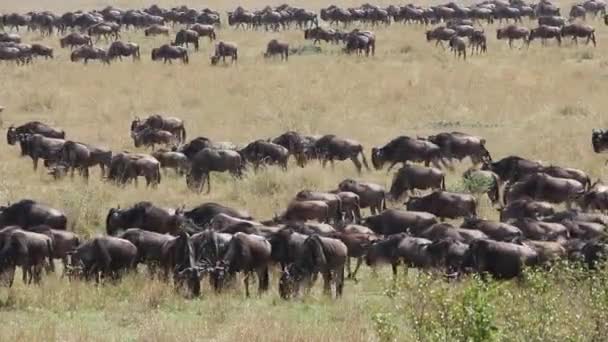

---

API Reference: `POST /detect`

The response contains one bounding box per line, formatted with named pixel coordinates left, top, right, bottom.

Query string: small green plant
left=372, top=312, right=398, bottom=342
left=455, top=276, right=499, bottom=342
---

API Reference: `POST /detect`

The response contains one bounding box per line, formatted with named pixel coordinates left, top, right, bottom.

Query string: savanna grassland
left=2, top=0, right=608, bottom=340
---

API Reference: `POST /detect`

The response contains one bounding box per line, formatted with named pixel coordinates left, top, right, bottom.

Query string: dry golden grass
left=1, top=0, right=608, bottom=339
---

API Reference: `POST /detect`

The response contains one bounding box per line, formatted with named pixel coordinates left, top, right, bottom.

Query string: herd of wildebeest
left=0, top=0, right=607, bottom=64
left=2, top=108, right=608, bottom=299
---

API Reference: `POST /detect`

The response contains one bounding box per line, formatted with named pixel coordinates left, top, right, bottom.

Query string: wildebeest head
left=175, top=267, right=201, bottom=298
left=278, top=263, right=304, bottom=300
left=210, top=55, right=220, bottom=65
left=209, top=260, right=228, bottom=292
left=405, top=196, right=424, bottom=211
left=6, top=126, right=17, bottom=145
left=592, top=129, right=608, bottom=153
left=151, top=48, right=159, bottom=61
left=105, top=207, right=123, bottom=235
left=371, top=147, right=384, bottom=170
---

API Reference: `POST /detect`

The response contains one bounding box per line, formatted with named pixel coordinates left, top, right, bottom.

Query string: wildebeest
left=239, top=140, right=289, bottom=170
left=187, top=148, right=243, bottom=193
left=499, top=199, right=555, bottom=222
left=0, top=228, right=54, bottom=286
left=182, top=202, right=252, bottom=228
left=264, top=39, right=289, bottom=60
left=106, top=202, right=185, bottom=236
left=211, top=41, right=238, bottom=65
left=504, top=173, right=585, bottom=206
left=131, top=128, right=176, bottom=150
left=70, top=46, right=109, bottom=64
left=372, top=136, right=444, bottom=171
left=173, top=29, right=199, bottom=50
left=151, top=150, right=190, bottom=175
left=510, top=218, right=569, bottom=241
left=538, top=15, right=566, bottom=27
left=344, top=30, right=376, bottom=56
left=7, top=121, right=64, bottom=148
left=119, top=228, right=174, bottom=274
left=496, top=25, right=530, bottom=48
left=389, top=164, right=445, bottom=200
left=0, top=199, right=67, bottom=230
left=463, top=239, right=538, bottom=279
left=406, top=191, right=477, bottom=220
left=337, top=179, right=386, bottom=214
left=30, top=43, right=53, bottom=59
left=279, top=234, right=347, bottom=299
left=151, top=44, right=189, bottom=64
left=561, top=23, right=596, bottom=46
left=363, top=208, right=438, bottom=236
left=69, top=236, right=137, bottom=283
left=272, top=131, right=309, bottom=167
left=449, top=35, right=467, bottom=59
left=58, top=140, right=112, bottom=179
left=529, top=25, right=562, bottom=45
left=312, top=134, right=369, bottom=173
left=211, top=232, right=272, bottom=297
left=461, top=217, right=522, bottom=242
left=295, top=190, right=342, bottom=223
left=107, top=41, right=140, bottom=61
left=427, top=132, right=491, bottom=166
left=482, top=155, right=543, bottom=183
left=107, top=152, right=162, bottom=187
left=19, top=133, right=65, bottom=170
left=131, top=115, right=186, bottom=144
left=190, top=24, right=216, bottom=41
left=304, top=26, right=341, bottom=44
left=144, top=24, right=170, bottom=36
left=469, top=29, right=487, bottom=54
left=59, top=32, right=92, bottom=49
left=592, top=129, right=608, bottom=154
left=276, top=200, right=331, bottom=223
left=426, top=26, right=456, bottom=47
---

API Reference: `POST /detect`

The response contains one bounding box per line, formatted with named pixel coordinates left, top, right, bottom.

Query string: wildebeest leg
left=346, top=257, right=352, bottom=279
left=322, top=271, right=332, bottom=296
left=33, top=157, right=39, bottom=171
left=258, top=267, right=269, bottom=295
left=336, top=267, right=344, bottom=297
left=387, top=161, right=398, bottom=172
left=244, top=272, right=251, bottom=297
left=391, top=262, right=399, bottom=279
left=206, top=172, right=211, bottom=194
left=351, top=257, right=362, bottom=281
left=351, top=156, right=362, bottom=173
left=509, top=39, right=513, bottom=49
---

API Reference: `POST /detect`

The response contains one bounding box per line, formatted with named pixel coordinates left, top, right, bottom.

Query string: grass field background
left=1, top=0, right=608, bottom=340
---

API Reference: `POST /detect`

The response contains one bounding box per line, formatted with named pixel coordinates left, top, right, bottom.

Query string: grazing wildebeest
left=463, top=239, right=538, bottom=279
left=239, top=140, right=289, bottom=170
left=131, top=115, right=186, bottom=144
left=187, top=148, right=243, bottom=193
left=59, top=32, right=92, bottom=49
left=330, top=191, right=362, bottom=223
left=151, top=44, right=189, bottom=64
left=499, top=199, right=555, bottom=222
left=151, top=150, right=189, bottom=175
left=406, top=191, right=477, bottom=220
left=279, top=235, right=347, bottom=299
left=107, top=41, right=140, bottom=61
left=190, top=24, right=216, bottom=41
left=264, top=39, right=289, bottom=60
left=173, top=29, right=200, bottom=50
left=107, top=152, right=162, bottom=187
left=0, top=228, right=54, bottom=286
left=312, top=134, right=369, bottom=173
left=144, top=24, right=170, bottom=36
left=337, top=179, right=386, bottom=215
left=26, top=225, right=79, bottom=275
left=0, top=199, right=67, bottom=230
left=272, top=131, right=308, bottom=167
left=529, top=25, right=562, bottom=46
left=461, top=217, right=522, bottom=242
left=0, top=46, right=27, bottom=64
left=211, top=232, right=272, bottom=297
left=496, top=25, right=530, bottom=48
left=58, top=140, right=110, bottom=179
left=389, top=164, right=445, bottom=200
left=426, top=26, right=456, bottom=48
left=70, top=46, right=109, bottom=64
left=504, top=173, right=585, bottom=207
left=372, top=136, right=444, bottom=171
left=131, top=128, right=176, bottom=150
left=106, top=201, right=185, bottom=236
left=294, top=190, right=342, bottom=223
left=579, top=181, right=608, bottom=212
left=561, top=23, right=597, bottom=47
left=211, top=41, right=238, bottom=65
left=449, top=35, right=467, bottom=59
left=592, top=129, right=608, bottom=154
left=119, top=228, right=174, bottom=274
left=69, top=236, right=137, bottom=283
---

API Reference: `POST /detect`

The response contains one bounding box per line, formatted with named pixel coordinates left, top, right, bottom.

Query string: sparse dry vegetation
left=2, top=0, right=608, bottom=340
